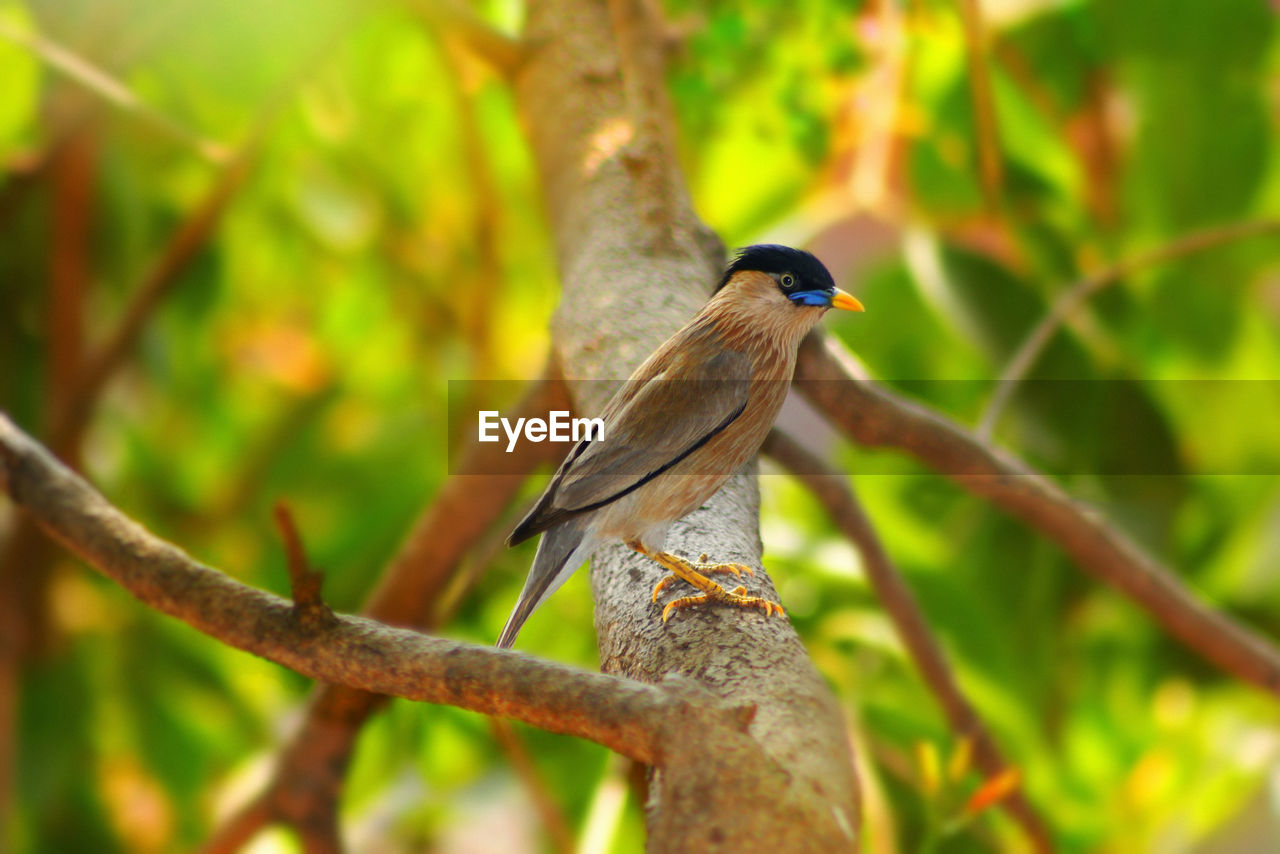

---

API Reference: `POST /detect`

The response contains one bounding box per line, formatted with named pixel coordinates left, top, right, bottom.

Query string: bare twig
left=0, top=28, right=351, bottom=838
left=764, top=430, right=1054, bottom=853
left=273, top=504, right=335, bottom=632
left=0, top=18, right=228, bottom=163
left=955, top=0, right=1003, bottom=211
left=795, top=332, right=1280, bottom=696
left=977, top=218, right=1280, bottom=439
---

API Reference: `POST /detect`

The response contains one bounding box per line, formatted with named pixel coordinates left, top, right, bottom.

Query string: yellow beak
left=830, top=288, right=865, bottom=312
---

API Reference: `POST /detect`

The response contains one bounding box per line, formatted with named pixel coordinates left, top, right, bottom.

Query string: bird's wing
left=507, top=340, right=752, bottom=543
left=556, top=349, right=751, bottom=508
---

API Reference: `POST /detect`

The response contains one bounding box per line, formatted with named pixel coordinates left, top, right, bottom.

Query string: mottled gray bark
left=513, top=0, right=861, bottom=849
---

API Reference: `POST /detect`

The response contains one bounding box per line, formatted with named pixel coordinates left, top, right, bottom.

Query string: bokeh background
left=2, top=0, right=1279, bottom=851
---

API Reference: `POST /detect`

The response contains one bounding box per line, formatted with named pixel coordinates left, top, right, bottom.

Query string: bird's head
left=709, top=245, right=863, bottom=343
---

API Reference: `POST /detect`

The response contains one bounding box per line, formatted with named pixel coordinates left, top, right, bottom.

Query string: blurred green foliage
left=2, top=0, right=1279, bottom=851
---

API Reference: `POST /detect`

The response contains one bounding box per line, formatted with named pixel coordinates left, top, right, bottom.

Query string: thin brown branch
left=4, top=401, right=800, bottom=848
left=0, top=1, right=208, bottom=234
left=0, top=410, right=738, bottom=765
left=403, top=0, right=527, bottom=77
left=47, top=128, right=95, bottom=461
left=2, top=121, right=98, bottom=661
left=0, top=121, right=100, bottom=837
left=763, top=430, right=1054, bottom=854
left=795, top=332, right=1280, bottom=697
left=956, top=0, right=1003, bottom=211
left=977, top=218, right=1280, bottom=439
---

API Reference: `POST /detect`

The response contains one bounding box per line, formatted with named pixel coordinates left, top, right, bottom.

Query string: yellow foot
left=650, top=553, right=755, bottom=603
left=661, top=585, right=786, bottom=624
left=624, top=542, right=783, bottom=624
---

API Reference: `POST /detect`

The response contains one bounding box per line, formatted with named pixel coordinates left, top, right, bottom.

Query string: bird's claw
left=659, top=583, right=787, bottom=624
left=649, top=560, right=754, bottom=603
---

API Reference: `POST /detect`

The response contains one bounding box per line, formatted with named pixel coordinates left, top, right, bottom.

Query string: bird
left=496, top=244, right=863, bottom=648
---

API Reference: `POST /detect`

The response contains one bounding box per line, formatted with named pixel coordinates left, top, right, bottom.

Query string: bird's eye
left=780, top=273, right=795, bottom=289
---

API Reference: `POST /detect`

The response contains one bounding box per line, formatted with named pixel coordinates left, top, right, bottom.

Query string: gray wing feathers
left=551, top=346, right=752, bottom=512
left=496, top=519, right=595, bottom=648
left=507, top=341, right=752, bottom=545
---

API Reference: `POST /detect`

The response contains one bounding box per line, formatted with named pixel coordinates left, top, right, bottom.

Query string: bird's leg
left=627, top=542, right=785, bottom=624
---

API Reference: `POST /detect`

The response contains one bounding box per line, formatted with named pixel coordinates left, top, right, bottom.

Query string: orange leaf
left=964, top=768, right=1020, bottom=815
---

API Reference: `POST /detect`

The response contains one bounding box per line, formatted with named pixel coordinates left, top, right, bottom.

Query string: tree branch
left=511, top=0, right=862, bottom=847
left=795, top=333, right=1280, bottom=696
left=977, top=218, right=1280, bottom=439
left=0, top=410, right=737, bottom=765
left=4, top=402, right=822, bottom=850
left=763, top=430, right=1053, bottom=854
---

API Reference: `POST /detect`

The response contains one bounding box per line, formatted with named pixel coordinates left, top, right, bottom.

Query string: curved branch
left=795, top=333, right=1280, bottom=697
left=0, top=411, right=712, bottom=765
left=978, top=218, right=1280, bottom=439
left=5, top=401, right=814, bottom=849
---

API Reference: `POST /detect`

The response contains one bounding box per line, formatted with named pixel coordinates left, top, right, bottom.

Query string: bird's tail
left=496, top=521, right=594, bottom=649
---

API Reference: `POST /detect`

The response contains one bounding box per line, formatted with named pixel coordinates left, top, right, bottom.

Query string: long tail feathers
left=496, top=522, right=593, bottom=649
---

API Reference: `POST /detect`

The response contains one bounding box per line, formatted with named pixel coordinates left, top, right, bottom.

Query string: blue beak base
left=788, top=288, right=865, bottom=311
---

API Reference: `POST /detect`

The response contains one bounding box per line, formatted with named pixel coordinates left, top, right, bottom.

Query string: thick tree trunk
left=513, top=0, right=861, bottom=849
